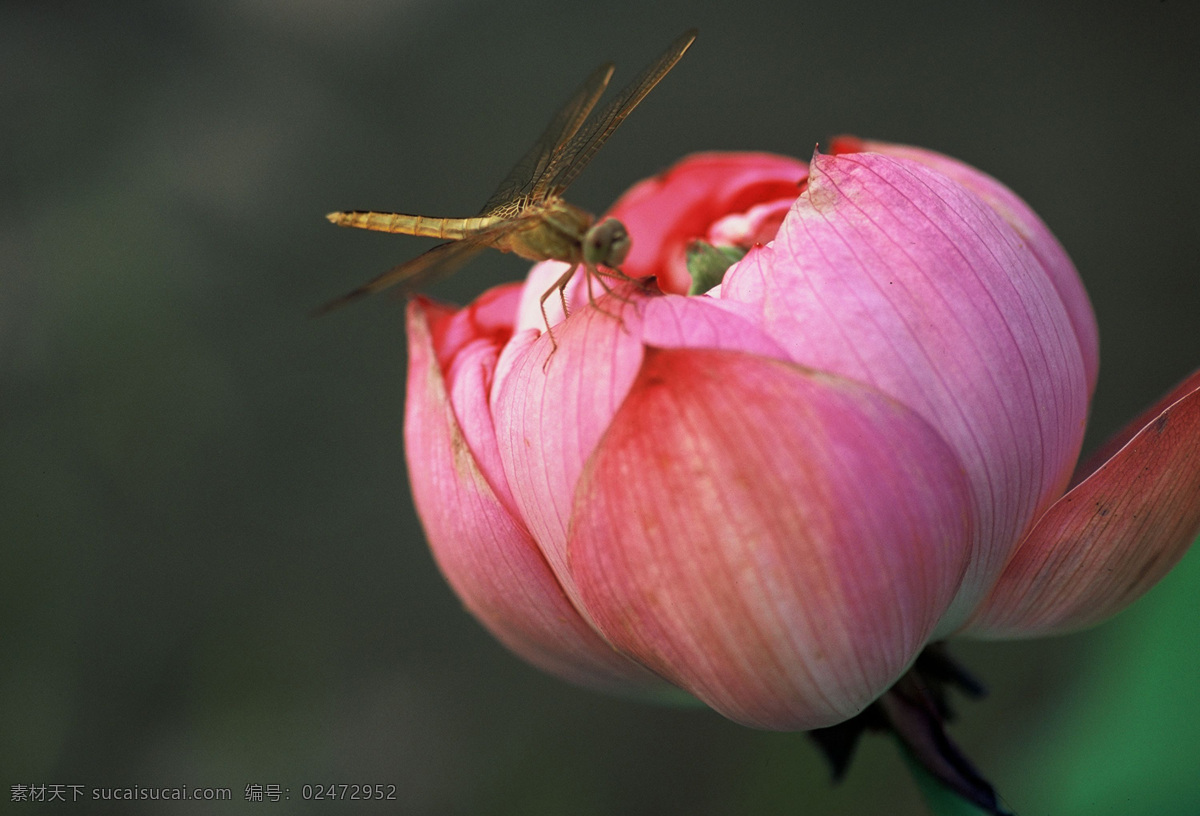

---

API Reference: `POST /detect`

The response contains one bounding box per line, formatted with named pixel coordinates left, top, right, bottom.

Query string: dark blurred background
left=4, top=1, right=1199, bottom=814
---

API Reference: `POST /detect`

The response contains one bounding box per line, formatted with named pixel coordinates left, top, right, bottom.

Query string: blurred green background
left=4, top=1, right=1199, bottom=814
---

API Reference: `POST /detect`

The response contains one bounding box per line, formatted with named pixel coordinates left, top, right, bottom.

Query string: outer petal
left=404, top=297, right=667, bottom=693
left=607, top=152, right=809, bottom=294
left=832, top=136, right=1099, bottom=398
left=568, top=348, right=974, bottom=730
left=723, top=150, right=1090, bottom=629
left=492, top=289, right=789, bottom=608
left=966, top=369, right=1200, bottom=637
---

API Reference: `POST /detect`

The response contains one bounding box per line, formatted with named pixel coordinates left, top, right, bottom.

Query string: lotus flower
left=402, top=142, right=1200, bottom=731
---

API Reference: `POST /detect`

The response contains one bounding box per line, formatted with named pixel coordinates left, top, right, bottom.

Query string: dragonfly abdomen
left=325, top=210, right=501, bottom=240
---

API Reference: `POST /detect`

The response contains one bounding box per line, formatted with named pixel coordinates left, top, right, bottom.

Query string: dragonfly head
left=583, top=218, right=631, bottom=269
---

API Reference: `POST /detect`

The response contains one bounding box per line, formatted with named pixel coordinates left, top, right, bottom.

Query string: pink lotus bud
left=403, top=145, right=1200, bottom=729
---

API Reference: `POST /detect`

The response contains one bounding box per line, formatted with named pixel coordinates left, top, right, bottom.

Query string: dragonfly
left=319, top=29, right=697, bottom=345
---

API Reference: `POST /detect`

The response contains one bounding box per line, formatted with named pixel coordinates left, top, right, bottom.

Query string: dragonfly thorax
left=583, top=218, right=631, bottom=268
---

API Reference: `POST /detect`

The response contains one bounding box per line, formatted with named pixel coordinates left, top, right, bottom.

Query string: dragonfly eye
left=584, top=218, right=631, bottom=267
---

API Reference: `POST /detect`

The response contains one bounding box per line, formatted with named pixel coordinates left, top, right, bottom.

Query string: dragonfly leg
left=589, top=266, right=642, bottom=306
left=537, top=264, right=647, bottom=370
left=538, top=263, right=580, bottom=354
left=584, top=266, right=614, bottom=305
left=579, top=264, right=642, bottom=333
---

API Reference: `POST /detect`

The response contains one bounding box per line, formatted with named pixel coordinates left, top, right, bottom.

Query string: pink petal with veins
left=722, top=150, right=1089, bottom=629
left=568, top=348, right=973, bottom=729
left=492, top=288, right=789, bottom=606
left=832, top=137, right=1099, bottom=399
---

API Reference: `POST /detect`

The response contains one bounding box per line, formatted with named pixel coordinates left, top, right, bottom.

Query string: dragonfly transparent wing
left=479, top=62, right=614, bottom=217
left=536, top=29, right=697, bottom=201
left=313, top=236, right=490, bottom=315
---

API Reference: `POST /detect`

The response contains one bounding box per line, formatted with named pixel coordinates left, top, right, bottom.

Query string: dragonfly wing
left=537, top=29, right=697, bottom=201
left=480, top=61, right=615, bottom=217
left=313, top=237, right=490, bottom=316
